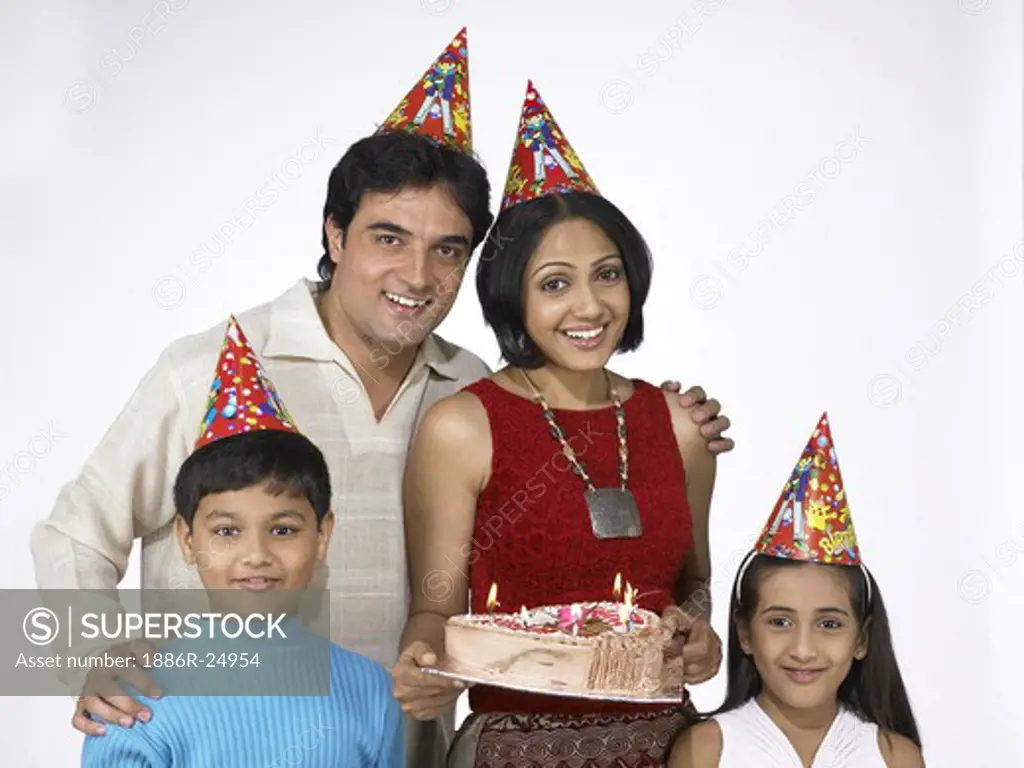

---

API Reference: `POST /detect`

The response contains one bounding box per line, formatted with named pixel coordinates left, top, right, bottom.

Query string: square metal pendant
left=586, top=488, right=643, bottom=539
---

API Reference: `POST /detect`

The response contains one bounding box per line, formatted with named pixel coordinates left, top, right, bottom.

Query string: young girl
left=671, top=413, right=924, bottom=767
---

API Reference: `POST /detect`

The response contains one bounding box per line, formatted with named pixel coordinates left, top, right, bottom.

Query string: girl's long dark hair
left=674, top=554, right=922, bottom=749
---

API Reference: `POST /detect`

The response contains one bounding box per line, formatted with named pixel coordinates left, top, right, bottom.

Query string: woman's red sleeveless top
left=462, top=378, right=693, bottom=716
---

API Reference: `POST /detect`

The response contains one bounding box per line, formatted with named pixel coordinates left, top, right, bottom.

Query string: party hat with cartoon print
left=377, top=27, right=472, bottom=154
left=194, top=316, right=299, bottom=451
left=755, top=412, right=863, bottom=566
left=498, top=80, right=600, bottom=213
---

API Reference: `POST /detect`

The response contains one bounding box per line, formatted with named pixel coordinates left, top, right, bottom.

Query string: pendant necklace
left=518, top=369, right=643, bottom=539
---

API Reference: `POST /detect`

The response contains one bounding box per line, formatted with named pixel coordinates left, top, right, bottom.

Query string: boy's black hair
left=669, top=554, right=922, bottom=755
left=475, top=192, right=653, bottom=368
left=317, top=132, right=493, bottom=283
left=173, top=430, right=331, bottom=529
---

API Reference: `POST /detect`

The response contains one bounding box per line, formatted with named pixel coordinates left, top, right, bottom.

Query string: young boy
left=81, top=317, right=404, bottom=767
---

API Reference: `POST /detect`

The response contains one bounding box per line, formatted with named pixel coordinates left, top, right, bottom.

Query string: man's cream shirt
left=31, top=277, right=488, bottom=675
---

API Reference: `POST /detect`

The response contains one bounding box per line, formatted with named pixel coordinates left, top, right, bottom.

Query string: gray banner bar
left=5, top=589, right=331, bottom=696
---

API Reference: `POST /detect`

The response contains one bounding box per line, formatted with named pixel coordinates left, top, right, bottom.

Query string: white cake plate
left=421, top=657, right=688, bottom=704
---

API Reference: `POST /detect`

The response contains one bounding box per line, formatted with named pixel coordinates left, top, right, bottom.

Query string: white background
left=2, top=0, right=1021, bottom=765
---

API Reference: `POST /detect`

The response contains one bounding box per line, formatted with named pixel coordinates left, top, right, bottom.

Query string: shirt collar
left=418, top=332, right=461, bottom=381
left=262, top=279, right=339, bottom=363
left=262, top=278, right=462, bottom=380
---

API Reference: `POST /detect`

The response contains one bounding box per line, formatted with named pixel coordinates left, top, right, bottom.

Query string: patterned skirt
left=446, top=709, right=692, bottom=768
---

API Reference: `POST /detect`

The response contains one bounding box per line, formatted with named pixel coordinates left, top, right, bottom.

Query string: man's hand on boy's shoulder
left=80, top=709, right=167, bottom=767
left=73, top=640, right=162, bottom=736
left=659, top=381, right=734, bottom=455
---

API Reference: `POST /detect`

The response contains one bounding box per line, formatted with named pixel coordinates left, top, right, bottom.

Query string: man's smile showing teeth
left=384, top=291, right=428, bottom=308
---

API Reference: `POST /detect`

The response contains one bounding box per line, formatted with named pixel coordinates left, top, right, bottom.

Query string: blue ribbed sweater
left=80, top=620, right=403, bottom=767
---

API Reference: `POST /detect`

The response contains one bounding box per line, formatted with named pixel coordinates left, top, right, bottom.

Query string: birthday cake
left=444, top=601, right=667, bottom=695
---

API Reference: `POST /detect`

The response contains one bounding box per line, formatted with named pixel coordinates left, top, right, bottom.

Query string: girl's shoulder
left=877, top=730, right=925, bottom=767
left=668, top=720, right=722, bottom=767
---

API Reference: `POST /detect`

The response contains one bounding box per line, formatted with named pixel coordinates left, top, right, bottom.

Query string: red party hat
left=498, top=80, right=599, bottom=213
left=194, top=316, right=299, bottom=451
left=755, top=413, right=862, bottom=566
left=378, top=27, right=472, bottom=154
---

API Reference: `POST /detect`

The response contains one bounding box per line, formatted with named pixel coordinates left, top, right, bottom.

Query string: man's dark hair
left=317, top=132, right=493, bottom=282
left=173, top=431, right=331, bottom=529
left=475, top=192, right=653, bottom=368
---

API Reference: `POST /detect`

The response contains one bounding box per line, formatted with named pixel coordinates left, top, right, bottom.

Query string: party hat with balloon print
left=194, top=316, right=299, bottom=451
left=755, top=412, right=862, bottom=566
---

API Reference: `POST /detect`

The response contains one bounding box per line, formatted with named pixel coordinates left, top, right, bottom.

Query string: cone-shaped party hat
left=755, top=412, right=862, bottom=565
left=194, top=316, right=299, bottom=451
left=378, top=27, right=472, bottom=154
left=498, top=80, right=599, bottom=213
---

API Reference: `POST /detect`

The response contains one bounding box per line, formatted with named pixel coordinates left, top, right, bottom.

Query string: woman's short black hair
left=173, top=430, right=332, bottom=529
left=475, top=192, right=653, bottom=368
left=317, top=132, right=493, bottom=284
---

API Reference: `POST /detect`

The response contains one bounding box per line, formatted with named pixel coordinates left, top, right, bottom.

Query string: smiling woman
left=393, top=83, right=720, bottom=768
left=476, top=193, right=651, bottom=370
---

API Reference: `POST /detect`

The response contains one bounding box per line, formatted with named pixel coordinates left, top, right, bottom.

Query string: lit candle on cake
left=486, top=582, right=500, bottom=613
left=618, top=581, right=638, bottom=631
left=613, top=572, right=623, bottom=600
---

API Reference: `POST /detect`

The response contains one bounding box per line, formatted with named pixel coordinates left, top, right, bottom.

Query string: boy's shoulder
left=80, top=687, right=183, bottom=765
left=327, top=641, right=391, bottom=681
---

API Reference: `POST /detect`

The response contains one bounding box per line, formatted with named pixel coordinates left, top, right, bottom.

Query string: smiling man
left=31, top=28, right=734, bottom=768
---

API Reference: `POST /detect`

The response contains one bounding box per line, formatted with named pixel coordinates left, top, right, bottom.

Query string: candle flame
left=613, top=572, right=622, bottom=599
left=618, top=581, right=637, bottom=626
left=486, top=582, right=500, bottom=612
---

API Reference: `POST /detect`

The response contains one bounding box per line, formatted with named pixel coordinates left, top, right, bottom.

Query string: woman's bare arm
left=393, top=392, right=491, bottom=719
left=662, top=390, right=717, bottom=618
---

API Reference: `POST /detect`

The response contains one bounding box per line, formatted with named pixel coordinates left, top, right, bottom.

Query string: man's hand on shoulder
left=658, top=382, right=733, bottom=455
left=73, top=640, right=161, bottom=736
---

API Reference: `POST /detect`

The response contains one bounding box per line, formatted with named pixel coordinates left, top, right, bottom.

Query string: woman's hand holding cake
left=660, top=604, right=723, bottom=685
left=391, top=640, right=466, bottom=720
left=679, top=616, right=722, bottom=684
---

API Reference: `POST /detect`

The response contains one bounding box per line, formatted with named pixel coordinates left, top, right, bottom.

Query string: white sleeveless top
left=714, top=700, right=887, bottom=767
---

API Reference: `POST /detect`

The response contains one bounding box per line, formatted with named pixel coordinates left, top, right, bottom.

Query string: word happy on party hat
left=755, top=412, right=862, bottom=566
left=378, top=27, right=472, bottom=154
left=499, top=80, right=599, bottom=213
left=194, top=316, right=298, bottom=451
